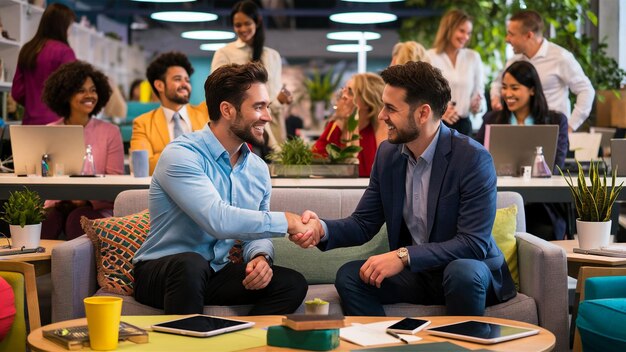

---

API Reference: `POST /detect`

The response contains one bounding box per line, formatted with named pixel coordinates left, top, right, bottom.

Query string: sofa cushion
left=272, top=225, right=390, bottom=284
left=492, top=204, right=519, bottom=290
left=81, top=210, right=150, bottom=295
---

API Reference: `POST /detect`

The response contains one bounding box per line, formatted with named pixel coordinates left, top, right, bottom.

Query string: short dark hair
left=379, top=61, right=451, bottom=119
left=510, top=10, right=544, bottom=35
left=146, top=51, right=194, bottom=96
left=43, top=61, right=112, bottom=119
left=204, top=62, right=268, bottom=122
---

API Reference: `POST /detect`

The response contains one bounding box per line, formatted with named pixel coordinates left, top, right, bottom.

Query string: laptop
left=10, top=125, right=85, bottom=176
left=484, top=125, right=559, bottom=177
left=611, top=139, right=626, bottom=177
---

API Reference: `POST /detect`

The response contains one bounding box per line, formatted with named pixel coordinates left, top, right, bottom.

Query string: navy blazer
left=319, top=124, right=516, bottom=302
left=475, top=110, right=569, bottom=173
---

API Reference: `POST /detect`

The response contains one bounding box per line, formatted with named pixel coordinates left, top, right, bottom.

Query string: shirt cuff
left=320, top=220, right=329, bottom=242
left=267, top=211, right=289, bottom=235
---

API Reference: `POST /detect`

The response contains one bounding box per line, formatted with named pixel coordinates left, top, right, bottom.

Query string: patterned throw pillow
left=81, top=210, right=149, bottom=296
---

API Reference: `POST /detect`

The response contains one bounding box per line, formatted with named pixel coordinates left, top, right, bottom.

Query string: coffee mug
left=83, top=296, right=123, bottom=350
left=131, top=150, right=149, bottom=178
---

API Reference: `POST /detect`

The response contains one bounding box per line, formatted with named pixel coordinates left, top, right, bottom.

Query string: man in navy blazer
left=293, top=62, right=516, bottom=316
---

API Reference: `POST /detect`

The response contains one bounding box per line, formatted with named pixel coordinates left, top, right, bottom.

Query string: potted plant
left=559, top=161, right=623, bottom=249
left=1, top=187, right=45, bottom=249
left=305, top=68, right=343, bottom=125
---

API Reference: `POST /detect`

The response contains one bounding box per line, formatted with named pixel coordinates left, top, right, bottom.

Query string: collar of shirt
left=235, top=38, right=249, bottom=50
left=202, top=126, right=252, bottom=166
left=509, top=112, right=534, bottom=125
left=400, top=125, right=441, bottom=165
left=162, top=105, right=191, bottom=131
left=528, top=38, right=549, bottom=60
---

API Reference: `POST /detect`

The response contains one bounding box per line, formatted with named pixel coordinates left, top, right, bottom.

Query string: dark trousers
left=335, top=259, right=499, bottom=316
left=443, top=117, right=472, bottom=136
left=133, top=252, right=307, bottom=315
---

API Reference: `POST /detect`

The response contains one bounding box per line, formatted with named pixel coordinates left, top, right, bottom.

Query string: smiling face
left=70, top=76, right=98, bottom=117
left=450, top=20, right=472, bottom=50
left=230, top=82, right=271, bottom=147
left=378, top=85, right=420, bottom=144
left=233, top=11, right=257, bottom=45
left=158, top=66, right=191, bottom=105
left=506, top=20, right=531, bottom=55
left=501, top=72, right=534, bottom=116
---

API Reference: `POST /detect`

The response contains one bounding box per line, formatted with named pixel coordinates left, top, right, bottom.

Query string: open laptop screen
left=484, top=125, right=559, bottom=177
left=10, top=125, right=85, bottom=176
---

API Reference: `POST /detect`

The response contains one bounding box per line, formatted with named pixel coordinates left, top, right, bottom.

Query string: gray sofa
left=51, top=188, right=569, bottom=351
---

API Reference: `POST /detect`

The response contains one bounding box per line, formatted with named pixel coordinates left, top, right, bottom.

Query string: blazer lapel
left=153, top=108, right=170, bottom=147
left=389, top=144, right=407, bottom=250
left=426, top=124, right=451, bottom=236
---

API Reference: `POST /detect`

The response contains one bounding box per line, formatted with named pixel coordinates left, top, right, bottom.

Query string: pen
left=386, top=331, right=409, bottom=344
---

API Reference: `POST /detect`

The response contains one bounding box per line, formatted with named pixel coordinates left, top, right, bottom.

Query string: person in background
left=41, top=61, right=124, bottom=240
left=292, top=61, right=515, bottom=317
left=131, top=52, right=208, bottom=175
left=11, top=3, right=76, bottom=125
left=129, top=79, right=143, bottom=101
left=390, top=41, right=429, bottom=66
left=477, top=61, right=569, bottom=241
left=211, top=0, right=292, bottom=144
left=311, top=73, right=385, bottom=177
left=0, top=276, right=15, bottom=342
left=490, top=10, right=594, bottom=132
left=132, top=62, right=310, bottom=315
left=426, top=9, right=484, bottom=136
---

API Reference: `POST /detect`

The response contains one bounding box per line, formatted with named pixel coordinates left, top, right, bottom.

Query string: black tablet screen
left=429, top=321, right=531, bottom=339
left=154, top=316, right=246, bottom=333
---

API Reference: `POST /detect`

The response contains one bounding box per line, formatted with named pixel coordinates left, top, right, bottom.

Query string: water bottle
left=531, top=146, right=552, bottom=178
left=41, top=154, right=51, bottom=177
left=81, top=145, right=96, bottom=175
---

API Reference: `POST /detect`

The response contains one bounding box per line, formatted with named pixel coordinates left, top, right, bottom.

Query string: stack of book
left=267, top=314, right=345, bottom=351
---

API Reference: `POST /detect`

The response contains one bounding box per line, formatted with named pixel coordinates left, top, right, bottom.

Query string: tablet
left=151, top=314, right=254, bottom=337
left=425, top=320, right=539, bottom=344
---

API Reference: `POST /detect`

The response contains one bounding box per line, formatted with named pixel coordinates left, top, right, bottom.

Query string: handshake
left=285, top=211, right=324, bottom=248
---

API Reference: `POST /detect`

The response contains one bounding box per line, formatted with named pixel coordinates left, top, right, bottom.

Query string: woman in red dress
left=312, top=73, right=385, bottom=177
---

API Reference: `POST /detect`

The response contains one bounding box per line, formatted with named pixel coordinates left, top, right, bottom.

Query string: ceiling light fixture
left=200, top=43, right=228, bottom=51
left=330, top=12, right=397, bottom=24
left=132, top=0, right=195, bottom=3
left=326, top=31, right=381, bottom=41
left=151, top=11, right=217, bottom=22
left=326, top=44, right=373, bottom=53
left=181, top=30, right=236, bottom=40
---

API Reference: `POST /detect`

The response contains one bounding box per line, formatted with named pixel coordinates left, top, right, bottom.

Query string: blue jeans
left=335, top=259, right=498, bottom=316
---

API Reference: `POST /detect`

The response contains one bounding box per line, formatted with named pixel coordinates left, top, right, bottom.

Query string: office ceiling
left=72, top=1, right=440, bottom=60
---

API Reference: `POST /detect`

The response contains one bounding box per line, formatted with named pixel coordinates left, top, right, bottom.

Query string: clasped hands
left=285, top=210, right=324, bottom=248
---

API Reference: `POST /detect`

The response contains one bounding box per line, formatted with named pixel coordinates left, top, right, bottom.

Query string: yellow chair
left=0, top=261, right=40, bottom=352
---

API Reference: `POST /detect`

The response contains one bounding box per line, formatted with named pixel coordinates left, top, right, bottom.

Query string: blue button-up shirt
left=133, top=126, right=288, bottom=272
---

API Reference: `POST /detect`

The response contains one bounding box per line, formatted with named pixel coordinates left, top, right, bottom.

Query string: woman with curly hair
left=12, top=3, right=76, bottom=125
left=312, top=73, right=385, bottom=177
left=41, top=61, right=124, bottom=240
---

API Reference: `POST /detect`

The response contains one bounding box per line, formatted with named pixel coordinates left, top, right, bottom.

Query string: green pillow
left=272, top=226, right=390, bottom=284
left=492, top=205, right=519, bottom=290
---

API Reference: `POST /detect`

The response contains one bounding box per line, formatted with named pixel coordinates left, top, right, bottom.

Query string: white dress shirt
left=490, top=39, right=595, bottom=130
left=426, top=48, right=485, bottom=118
left=211, top=39, right=282, bottom=106
left=162, top=106, right=192, bottom=140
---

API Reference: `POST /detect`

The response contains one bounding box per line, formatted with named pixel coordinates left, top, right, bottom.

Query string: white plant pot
left=576, top=219, right=611, bottom=250
left=9, top=223, right=42, bottom=249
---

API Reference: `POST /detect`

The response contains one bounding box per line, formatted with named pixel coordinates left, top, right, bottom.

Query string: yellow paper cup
left=83, top=296, right=123, bottom=351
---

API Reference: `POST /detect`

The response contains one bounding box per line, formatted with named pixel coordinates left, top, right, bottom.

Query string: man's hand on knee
left=359, top=252, right=405, bottom=288
left=243, top=256, right=273, bottom=290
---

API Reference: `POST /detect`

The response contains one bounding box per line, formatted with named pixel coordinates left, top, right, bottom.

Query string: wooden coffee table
left=28, top=315, right=555, bottom=352
left=0, top=239, right=63, bottom=276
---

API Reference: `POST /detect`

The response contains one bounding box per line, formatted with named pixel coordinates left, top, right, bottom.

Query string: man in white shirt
left=490, top=10, right=595, bottom=132
left=131, top=52, right=209, bottom=174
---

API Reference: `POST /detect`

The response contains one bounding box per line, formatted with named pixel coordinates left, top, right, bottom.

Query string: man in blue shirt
left=133, top=62, right=312, bottom=314
left=292, top=62, right=516, bottom=316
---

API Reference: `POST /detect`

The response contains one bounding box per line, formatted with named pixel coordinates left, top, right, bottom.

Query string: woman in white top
left=211, top=0, right=291, bottom=143
left=426, top=9, right=484, bottom=136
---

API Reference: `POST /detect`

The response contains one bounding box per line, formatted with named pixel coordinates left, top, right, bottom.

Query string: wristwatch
left=396, top=247, right=409, bottom=266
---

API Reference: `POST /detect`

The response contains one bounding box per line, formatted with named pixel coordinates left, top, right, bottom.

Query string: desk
left=28, top=315, right=555, bottom=352
left=0, top=239, right=63, bottom=276
left=3, top=173, right=625, bottom=203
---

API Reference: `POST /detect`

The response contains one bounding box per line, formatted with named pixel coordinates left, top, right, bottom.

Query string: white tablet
left=425, top=320, right=539, bottom=344
left=151, top=314, right=254, bottom=337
